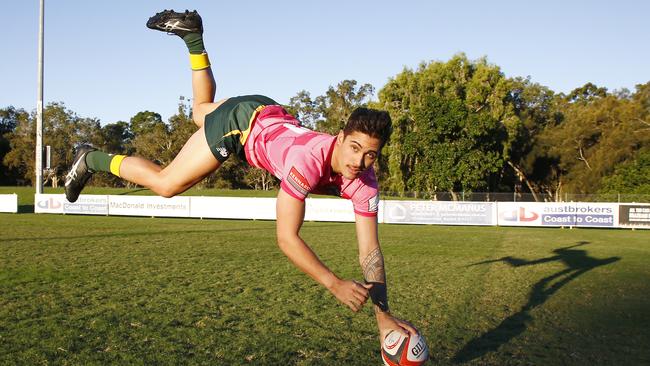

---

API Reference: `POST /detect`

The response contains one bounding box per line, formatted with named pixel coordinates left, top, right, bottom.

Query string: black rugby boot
left=64, top=144, right=96, bottom=203
left=146, top=9, right=203, bottom=38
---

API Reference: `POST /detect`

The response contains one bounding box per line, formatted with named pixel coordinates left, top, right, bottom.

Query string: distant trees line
left=1, top=54, right=649, bottom=200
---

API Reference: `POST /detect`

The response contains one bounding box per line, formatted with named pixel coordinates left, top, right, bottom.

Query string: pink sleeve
left=280, top=156, right=322, bottom=201
left=351, top=169, right=380, bottom=217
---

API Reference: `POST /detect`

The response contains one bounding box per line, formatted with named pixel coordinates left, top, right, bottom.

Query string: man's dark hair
left=343, top=107, right=393, bottom=148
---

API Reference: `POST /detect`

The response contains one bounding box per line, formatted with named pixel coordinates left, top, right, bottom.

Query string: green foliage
left=404, top=95, right=504, bottom=193
left=129, top=111, right=163, bottom=135
left=565, top=82, right=608, bottom=103
left=3, top=103, right=101, bottom=186
left=316, top=80, right=374, bottom=134
left=600, top=149, right=650, bottom=194
left=538, top=86, right=650, bottom=195
left=287, top=90, right=321, bottom=129
left=375, top=54, right=512, bottom=195
left=0, top=106, right=28, bottom=184
left=289, top=80, right=374, bottom=135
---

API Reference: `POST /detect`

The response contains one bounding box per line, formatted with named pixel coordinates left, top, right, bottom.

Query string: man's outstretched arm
left=275, top=189, right=371, bottom=312
left=355, top=214, right=418, bottom=339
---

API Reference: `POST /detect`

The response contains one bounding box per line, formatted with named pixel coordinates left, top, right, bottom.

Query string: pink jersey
left=244, top=106, right=379, bottom=217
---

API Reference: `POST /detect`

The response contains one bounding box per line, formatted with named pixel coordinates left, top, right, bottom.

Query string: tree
left=565, top=82, right=608, bottom=103
left=505, top=77, right=559, bottom=201
left=0, top=107, right=29, bottom=184
left=288, top=80, right=375, bottom=134
left=599, top=149, right=650, bottom=195
left=287, top=90, right=321, bottom=129
left=129, top=110, right=173, bottom=166
left=3, top=103, right=102, bottom=186
left=315, top=80, right=375, bottom=134
left=374, top=54, right=513, bottom=197
left=101, top=121, right=133, bottom=154
left=538, top=84, right=650, bottom=195
left=244, top=166, right=278, bottom=190
left=129, top=111, right=163, bottom=135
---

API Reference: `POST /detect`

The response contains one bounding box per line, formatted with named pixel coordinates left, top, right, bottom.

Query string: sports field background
left=1, top=188, right=649, bottom=365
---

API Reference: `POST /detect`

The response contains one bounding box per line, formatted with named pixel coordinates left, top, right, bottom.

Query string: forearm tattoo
left=362, top=247, right=389, bottom=312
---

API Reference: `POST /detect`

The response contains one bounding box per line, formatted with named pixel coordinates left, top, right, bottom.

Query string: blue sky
left=2, top=0, right=648, bottom=125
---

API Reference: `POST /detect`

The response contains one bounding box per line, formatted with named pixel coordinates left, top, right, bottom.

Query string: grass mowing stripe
left=1, top=213, right=649, bottom=365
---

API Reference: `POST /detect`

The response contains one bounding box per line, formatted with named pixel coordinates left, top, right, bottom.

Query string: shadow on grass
left=3, top=223, right=345, bottom=242
left=18, top=204, right=34, bottom=213
left=453, top=241, right=621, bottom=364
left=2, top=227, right=276, bottom=242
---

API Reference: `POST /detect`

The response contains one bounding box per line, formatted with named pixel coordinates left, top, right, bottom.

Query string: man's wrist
left=323, top=272, right=340, bottom=291
left=375, top=308, right=391, bottom=319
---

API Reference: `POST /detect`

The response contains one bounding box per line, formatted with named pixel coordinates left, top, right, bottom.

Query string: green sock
left=85, top=151, right=112, bottom=172
left=183, top=33, right=205, bottom=54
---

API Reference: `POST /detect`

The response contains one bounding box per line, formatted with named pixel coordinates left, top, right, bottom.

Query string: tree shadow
left=453, top=241, right=620, bottom=363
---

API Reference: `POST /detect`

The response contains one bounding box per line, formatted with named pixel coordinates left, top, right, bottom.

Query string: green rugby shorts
left=203, top=95, right=278, bottom=162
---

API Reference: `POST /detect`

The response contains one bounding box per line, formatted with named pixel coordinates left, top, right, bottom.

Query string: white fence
left=29, top=194, right=650, bottom=230
left=0, top=194, right=18, bottom=213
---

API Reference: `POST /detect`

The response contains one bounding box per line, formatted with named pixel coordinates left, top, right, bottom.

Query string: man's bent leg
left=147, top=9, right=223, bottom=127
left=191, top=68, right=226, bottom=128
left=117, top=127, right=220, bottom=197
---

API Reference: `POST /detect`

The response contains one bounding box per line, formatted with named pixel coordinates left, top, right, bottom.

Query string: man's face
left=335, top=131, right=382, bottom=179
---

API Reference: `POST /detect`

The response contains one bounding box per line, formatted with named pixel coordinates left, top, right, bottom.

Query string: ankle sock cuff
left=190, top=53, right=211, bottom=70
left=109, top=155, right=127, bottom=177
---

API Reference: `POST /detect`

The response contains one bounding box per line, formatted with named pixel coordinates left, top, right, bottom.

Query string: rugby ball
left=381, top=330, right=429, bottom=366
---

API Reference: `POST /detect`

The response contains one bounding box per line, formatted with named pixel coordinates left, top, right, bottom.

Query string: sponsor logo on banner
left=108, top=196, right=190, bottom=217
left=384, top=201, right=494, bottom=225
left=619, top=204, right=650, bottom=228
left=304, top=198, right=355, bottom=222
left=501, top=207, right=539, bottom=222
left=34, top=194, right=65, bottom=213
left=64, top=195, right=109, bottom=215
left=498, top=202, right=616, bottom=227
left=288, top=167, right=311, bottom=195
left=389, top=203, right=408, bottom=220
left=545, top=204, right=615, bottom=227
left=37, top=197, right=62, bottom=210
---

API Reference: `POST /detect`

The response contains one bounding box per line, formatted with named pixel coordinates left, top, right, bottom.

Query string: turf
left=1, top=210, right=649, bottom=365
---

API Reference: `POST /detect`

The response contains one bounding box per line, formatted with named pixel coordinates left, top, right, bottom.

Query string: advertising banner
left=190, top=196, right=276, bottom=220
left=383, top=201, right=496, bottom=225
left=498, top=202, right=554, bottom=227
left=304, top=198, right=356, bottom=222
left=619, top=204, right=650, bottom=229
left=108, top=195, right=190, bottom=217
left=34, top=194, right=65, bottom=214
left=570, top=202, right=618, bottom=228
left=0, top=194, right=18, bottom=213
left=63, top=195, right=109, bottom=215
left=497, top=202, right=619, bottom=227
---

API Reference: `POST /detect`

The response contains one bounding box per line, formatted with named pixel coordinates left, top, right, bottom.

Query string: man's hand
left=329, top=279, right=373, bottom=312
left=376, top=311, right=419, bottom=343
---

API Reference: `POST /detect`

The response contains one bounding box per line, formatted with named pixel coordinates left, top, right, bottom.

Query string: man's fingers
left=348, top=300, right=360, bottom=312
left=353, top=283, right=370, bottom=297
left=398, top=321, right=418, bottom=336
left=354, top=293, right=368, bottom=304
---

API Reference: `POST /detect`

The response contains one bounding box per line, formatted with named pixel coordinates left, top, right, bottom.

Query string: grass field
left=1, top=188, right=650, bottom=365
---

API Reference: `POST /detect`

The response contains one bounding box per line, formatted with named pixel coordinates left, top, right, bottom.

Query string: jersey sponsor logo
left=288, top=167, right=311, bottom=195
left=368, top=194, right=379, bottom=213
